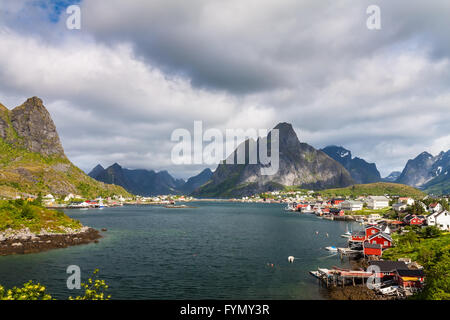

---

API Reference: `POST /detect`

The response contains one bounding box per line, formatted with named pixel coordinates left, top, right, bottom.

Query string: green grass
left=0, top=199, right=82, bottom=233
left=0, top=137, right=131, bottom=199
left=383, top=229, right=450, bottom=300
left=319, top=182, right=426, bottom=198
left=350, top=207, right=392, bottom=216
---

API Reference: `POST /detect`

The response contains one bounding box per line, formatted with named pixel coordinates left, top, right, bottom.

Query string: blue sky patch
left=35, top=0, right=82, bottom=23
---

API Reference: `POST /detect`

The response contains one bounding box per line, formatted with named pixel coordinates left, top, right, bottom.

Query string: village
left=272, top=192, right=449, bottom=299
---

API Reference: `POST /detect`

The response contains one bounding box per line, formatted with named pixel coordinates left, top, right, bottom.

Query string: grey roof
left=396, top=269, right=425, bottom=277
left=364, top=243, right=382, bottom=249
left=369, top=261, right=408, bottom=272
left=368, top=232, right=393, bottom=242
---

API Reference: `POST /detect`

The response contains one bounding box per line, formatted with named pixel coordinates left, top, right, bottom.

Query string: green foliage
left=0, top=270, right=111, bottom=300
left=320, top=182, right=426, bottom=198
left=69, top=269, right=111, bottom=300
left=406, top=202, right=426, bottom=215
left=383, top=230, right=450, bottom=300
left=0, top=200, right=81, bottom=232
left=0, top=281, right=52, bottom=300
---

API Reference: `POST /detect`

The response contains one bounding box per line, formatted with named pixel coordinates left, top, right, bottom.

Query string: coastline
left=0, top=226, right=102, bottom=256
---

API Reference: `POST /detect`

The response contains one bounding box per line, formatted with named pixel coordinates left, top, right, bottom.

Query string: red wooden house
left=350, top=230, right=366, bottom=242
left=365, top=225, right=382, bottom=238
left=331, top=198, right=345, bottom=206
left=367, top=232, right=393, bottom=249
left=363, top=243, right=382, bottom=257
left=395, top=269, right=425, bottom=288
left=330, top=208, right=344, bottom=216
left=403, top=214, right=425, bottom=226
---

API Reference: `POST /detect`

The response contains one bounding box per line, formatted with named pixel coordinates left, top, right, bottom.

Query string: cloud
left=0, top=0, right=449, bottom=178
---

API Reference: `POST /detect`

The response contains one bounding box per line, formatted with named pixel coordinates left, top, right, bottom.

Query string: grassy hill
left=0, top=199, right=81, bottom=232
left=0, top=138, right=130, bottom=199
left=318, top=182, right=426, bottom=198
left=0, top=98, right=131, bottom=199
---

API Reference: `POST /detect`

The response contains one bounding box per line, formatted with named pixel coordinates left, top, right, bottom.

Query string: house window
left=384, top=241, right=388, bottom=246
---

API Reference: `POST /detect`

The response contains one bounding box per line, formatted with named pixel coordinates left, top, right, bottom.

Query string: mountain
left=396, top=152, right=437, bottom=187
left=383, top=171, right=402, bottom=182
left=193, top=122, right=354, bottom=197
left=421, top=151, right=450, bottom=195
left=321, top=146, right=381, bottom=184
left=395, top=150, right=450, bottom=195
left=88, top=164, right=105, bottom=178
left=89, top=163, right=186, bottom=196
left=0, top=97, right=129, bottom=198
left=178, top=168, right=213, bottom=194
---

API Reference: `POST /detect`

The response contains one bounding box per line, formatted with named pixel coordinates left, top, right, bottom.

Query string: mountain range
left=2, top=97, right=446, bottom=198
left=320, top=145, right=381, bottom=184
left=0, top=97, right=129, bottom=198
left=192, top=123, right=355, bottom=197
left=395, top=150, right=450, bottom=195
left=89, top=164, right=212, bottom=196
left=382, top=171, right=402, bottom=182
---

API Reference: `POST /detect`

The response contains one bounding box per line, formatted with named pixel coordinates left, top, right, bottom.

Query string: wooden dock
left=310, top=267, right=373, bottom=288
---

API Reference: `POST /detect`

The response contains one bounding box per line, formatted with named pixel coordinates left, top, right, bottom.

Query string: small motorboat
left=378, top=286, right=399, bottom=295
left=325, top=246, right=338, bottom=252
left=309, top=271, right=321, bottom=278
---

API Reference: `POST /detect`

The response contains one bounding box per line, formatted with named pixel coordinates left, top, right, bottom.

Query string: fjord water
left=0, top=202, right=357, bottom=299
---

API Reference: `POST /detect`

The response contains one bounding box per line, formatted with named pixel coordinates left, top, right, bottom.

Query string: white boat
left=284, top=203, right=296, bottom=212
left=309, top=271, right=321, bottom=278
left=325, top=246, right=338, bottom=252
left=379, top=286, right=399, bottom=295
left=340, top=225, right=352, bottom=238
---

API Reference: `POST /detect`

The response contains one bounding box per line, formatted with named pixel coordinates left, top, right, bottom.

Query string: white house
left=398, top=197, right=415, bottom=206
left=340, top=200, right=363, bottom=211
left=367, top=196, right=389, bottom=210
left=393, top=203, right=408, bottom=212
left=43, top=194, right=55, bottom=205
left=427, top=210, right=450, bottom=231
left=428, top=203, right=442, bottom=213
left=64, top=193, right=75, bottom=202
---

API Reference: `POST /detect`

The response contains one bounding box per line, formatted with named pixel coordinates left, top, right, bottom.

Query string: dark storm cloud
left=0, top=0, right=449, bottom=178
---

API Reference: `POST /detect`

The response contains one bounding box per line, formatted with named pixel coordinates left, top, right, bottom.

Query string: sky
left=0, top=0, right=449, bottom=179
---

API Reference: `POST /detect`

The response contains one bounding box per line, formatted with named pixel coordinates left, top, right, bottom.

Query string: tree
left=421, top=226, right=442, bottom=239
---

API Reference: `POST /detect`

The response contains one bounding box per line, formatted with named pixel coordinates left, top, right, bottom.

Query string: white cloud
left=0, top=0, right=449, bottom=179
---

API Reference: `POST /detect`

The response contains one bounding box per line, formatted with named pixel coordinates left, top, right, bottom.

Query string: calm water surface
left=0, top=202, right=361, bottom=299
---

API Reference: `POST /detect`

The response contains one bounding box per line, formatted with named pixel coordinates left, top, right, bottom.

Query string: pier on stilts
left=310, top=267, right=373, bottom=288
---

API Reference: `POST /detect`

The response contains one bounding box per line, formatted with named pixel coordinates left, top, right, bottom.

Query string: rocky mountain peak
left=5, top=97, right=66, bottom=157
left=272, top=122, right=301, bottom=149
left=321, top=145, right=381, bottom=184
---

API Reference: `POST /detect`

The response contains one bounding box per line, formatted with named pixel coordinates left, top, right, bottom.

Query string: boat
left=325, top=246, right=338, bottom=252
left=378, top=286, right=399, bottom=295
left=340, top=225, right=352, bottom=238
left=284, top=203, right=297, bottom=212
left=309, top=270, right=321, bottom=278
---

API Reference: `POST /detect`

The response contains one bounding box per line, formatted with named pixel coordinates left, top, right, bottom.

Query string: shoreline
left=0, top=227, right=102, bottom=256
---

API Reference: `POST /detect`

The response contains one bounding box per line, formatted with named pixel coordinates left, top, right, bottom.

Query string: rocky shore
left=0, top=226, right=102, bottom=256
left=327, top=285, right=396, bottom=300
